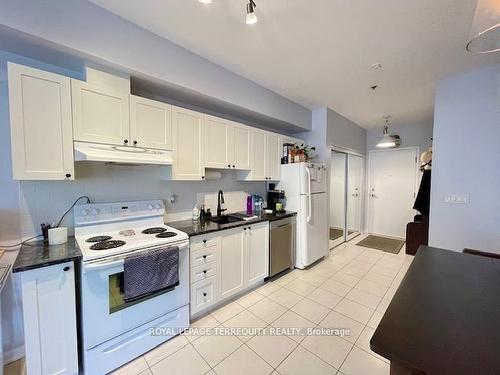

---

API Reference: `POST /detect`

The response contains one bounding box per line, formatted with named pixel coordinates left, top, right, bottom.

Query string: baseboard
left=4, top=345, right=24, bottom=365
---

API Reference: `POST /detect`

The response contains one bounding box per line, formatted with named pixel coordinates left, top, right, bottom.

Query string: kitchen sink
left=208, top=215, right=244, bottom=225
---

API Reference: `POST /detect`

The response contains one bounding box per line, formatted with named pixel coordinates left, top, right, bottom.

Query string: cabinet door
left=219, top=227, right=245, bottom=300
left=72, top=79, right=130, bottom=145
left=130, top=95, right=172, bottom=150
left=204, top=115, right=232, bottom=169
left=247, top=222, right=269, bottom=285
left=191, top=276, right=217, bottom=315
left=250, top=130, right=267, bottom=180
left=21, top=262, right=78, bottom=375
left=8, top=63, right=74, bottom=180
left=171, top=106, right=205, bottom=180
left=232, top=124, right=251, bottom=170
left=266, top=133, right=281, bottom=181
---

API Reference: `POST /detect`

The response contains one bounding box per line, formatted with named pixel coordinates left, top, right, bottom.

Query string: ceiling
left=88, top=0, right=499, bottom=128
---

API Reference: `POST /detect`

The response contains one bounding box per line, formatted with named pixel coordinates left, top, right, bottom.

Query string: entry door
left=368, top=148, right=418, bottom=238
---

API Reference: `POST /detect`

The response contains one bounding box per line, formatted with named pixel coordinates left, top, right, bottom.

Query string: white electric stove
left=74, top=200, right=190, bottom=375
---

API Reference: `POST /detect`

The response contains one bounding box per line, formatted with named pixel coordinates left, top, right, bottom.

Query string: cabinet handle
left=203, top=255, right=207, bottom=259
left=133, top=140, right=138, bottom=145
left=203, top=292, right=207, bottom=297
left=203, top=270, right=207, bottom=274
left=65, top=173, right=71, bottom=178
left=124, top=139, right=128, bottom=144
left=203, top=239, right=207, bottom=244
left=63, top=266, right=70, bottom=272
left=243, top=228, right=247, bottom=231
left=228, top=164, right=231, bottom=168
left=201, top=176, right=205, bottom=180
left=232, top=165, right=235, bottom=168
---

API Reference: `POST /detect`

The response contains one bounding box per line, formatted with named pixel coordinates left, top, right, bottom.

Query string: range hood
left=74, top=142, right=173, bottom=165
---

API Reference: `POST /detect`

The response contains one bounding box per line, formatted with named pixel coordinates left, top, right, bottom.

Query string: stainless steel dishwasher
left=269, top=216, right=295, bottom=277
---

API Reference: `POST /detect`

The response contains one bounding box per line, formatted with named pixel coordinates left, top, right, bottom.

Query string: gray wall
left=326, top=109, right=367, bottom=155
left=367, top=121, right=433, bottom=154
left=429, top=65, right=500, bottom=252
left=0, top=0, right=311, bottom=132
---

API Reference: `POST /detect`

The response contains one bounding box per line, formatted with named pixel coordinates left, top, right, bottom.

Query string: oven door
left=81, top=240, right=189, bottom=349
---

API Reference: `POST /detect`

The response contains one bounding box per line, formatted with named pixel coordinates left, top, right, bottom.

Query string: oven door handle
left=83, top=258, right=124, bottom=273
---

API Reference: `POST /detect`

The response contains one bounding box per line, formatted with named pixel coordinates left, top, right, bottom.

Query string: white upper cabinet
left=171, top=106, right=205, bottom=180
left=239, top=130, right=281, bottom=181
left=250, top=130, right=267, bottom=180
left=204, top=117, right=251, bottom=170
left=204, top=115, right=232, bottom=169
left=246, top=222, right=269, bottom=285
left=8, top=63, right=74, bottom=180
left=71, top=79, right=130, bottom=146
left=130, top=95, right=172, bottom=150
left=232, top=123, right=251, bottom=170
left=266, top=133, right=281, bottom=181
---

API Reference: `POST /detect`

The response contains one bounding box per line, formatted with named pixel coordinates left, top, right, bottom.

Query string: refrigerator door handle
left=305, top=167, right=312, bottom=222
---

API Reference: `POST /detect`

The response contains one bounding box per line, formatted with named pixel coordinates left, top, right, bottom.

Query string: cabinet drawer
left=191, top=236, right=218, bottom=251
left=191, top=246, right=218, bottom=267
left=191, top=262, right=217, bottom=284
left=191, top=276, right=217, bottom=314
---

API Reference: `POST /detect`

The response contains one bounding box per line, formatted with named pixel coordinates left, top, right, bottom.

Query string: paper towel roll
left=48, top=227, right=68, bottom=245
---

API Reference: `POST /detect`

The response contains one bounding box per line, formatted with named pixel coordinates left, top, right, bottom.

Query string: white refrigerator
left=276, top=162, right=329, bottom=269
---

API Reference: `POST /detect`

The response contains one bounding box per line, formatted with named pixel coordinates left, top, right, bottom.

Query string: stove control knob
left=147, top=204, right=154, bottom=210
left=154, top=204, right=161, bottom=210
left=92, top=208, right=101, bottom=216
left=81, top=209, right=91, bottom=217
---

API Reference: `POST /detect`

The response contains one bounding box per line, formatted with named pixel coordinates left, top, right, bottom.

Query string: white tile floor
left=111, top=235, right=413, bottom=375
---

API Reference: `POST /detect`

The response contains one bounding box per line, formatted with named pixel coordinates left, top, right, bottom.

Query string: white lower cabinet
left=246, top=222, right=269, bottom=285
left=219, top=227, right=246, bottom=299
left=20, top=261, right=78, bottom=375
left=190, top=223, right=269, bottom=317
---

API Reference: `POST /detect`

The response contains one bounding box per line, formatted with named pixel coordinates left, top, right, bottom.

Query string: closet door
left=347, top=154, right=363, bottom=241
left=329, top=151, right=347, bottom=248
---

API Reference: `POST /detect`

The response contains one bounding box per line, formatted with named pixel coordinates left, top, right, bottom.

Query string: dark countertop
left=370, top=246, right=500, bottom=375
left=167, top=211, right=296, bottom=237
left=13, top=237, right=82, bottom=273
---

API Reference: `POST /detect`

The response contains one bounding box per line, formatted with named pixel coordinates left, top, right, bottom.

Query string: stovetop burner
left=89, top=240, right=126, bottom=250
left=155, top=231, right=177, bottom=238
left=142, top=227, right=167, bottom=235
left=86, top=235, right=112, bottom=243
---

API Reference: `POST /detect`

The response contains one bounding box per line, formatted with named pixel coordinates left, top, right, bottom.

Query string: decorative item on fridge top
left=282, top=143, right=316, bottom=164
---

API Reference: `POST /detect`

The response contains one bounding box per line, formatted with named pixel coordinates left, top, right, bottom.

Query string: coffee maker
left=267, top=184, right=286, bottom=213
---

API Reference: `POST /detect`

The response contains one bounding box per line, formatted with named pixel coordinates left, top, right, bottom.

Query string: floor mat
left=356, top=235, right=405, bottom=254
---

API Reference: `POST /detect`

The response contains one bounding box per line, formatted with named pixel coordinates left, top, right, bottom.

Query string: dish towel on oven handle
left=123, top=245, right=179, bottom=302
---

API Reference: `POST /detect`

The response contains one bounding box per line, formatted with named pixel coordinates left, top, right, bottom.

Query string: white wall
left=326, top=109, right=367, bottom=155
left=0, top=0, right=311, bottom=131
left=429, top=65, right=500, bottom=252
left=367, top=121, right=433, bottom=154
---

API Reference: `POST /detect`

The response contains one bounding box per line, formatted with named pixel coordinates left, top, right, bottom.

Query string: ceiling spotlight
left=246, top=0, right=258, bottom=25
left=198, top=0, right=212, bottom=4
left=376, top=116, right=400, bottom=149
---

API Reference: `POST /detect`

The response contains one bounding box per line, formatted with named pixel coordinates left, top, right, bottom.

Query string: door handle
left=370, top=194, right=376, bottom=198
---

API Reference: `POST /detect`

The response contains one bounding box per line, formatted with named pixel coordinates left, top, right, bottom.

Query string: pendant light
left=246, top=0, right=258, bottom=25
left=466, top=0, right=500, bottom=54
left=376, top=116, right=400, bottom=149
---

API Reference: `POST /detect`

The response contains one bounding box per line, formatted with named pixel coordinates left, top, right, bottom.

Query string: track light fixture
left=246, top=0, right=258, bottom=25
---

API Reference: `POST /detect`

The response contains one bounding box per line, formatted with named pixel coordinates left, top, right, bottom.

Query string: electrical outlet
left=444, top=193, right=470, bottom=204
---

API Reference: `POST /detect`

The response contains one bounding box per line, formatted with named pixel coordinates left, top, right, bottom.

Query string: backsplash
left=19, top=162, right=266, bottom=237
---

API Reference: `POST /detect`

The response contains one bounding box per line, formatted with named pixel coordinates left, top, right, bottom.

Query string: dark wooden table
left=370, top=246, right=500, bottom=375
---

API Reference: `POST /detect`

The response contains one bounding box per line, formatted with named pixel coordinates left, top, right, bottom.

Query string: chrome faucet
left=217, top=190, right=227, bottom=217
